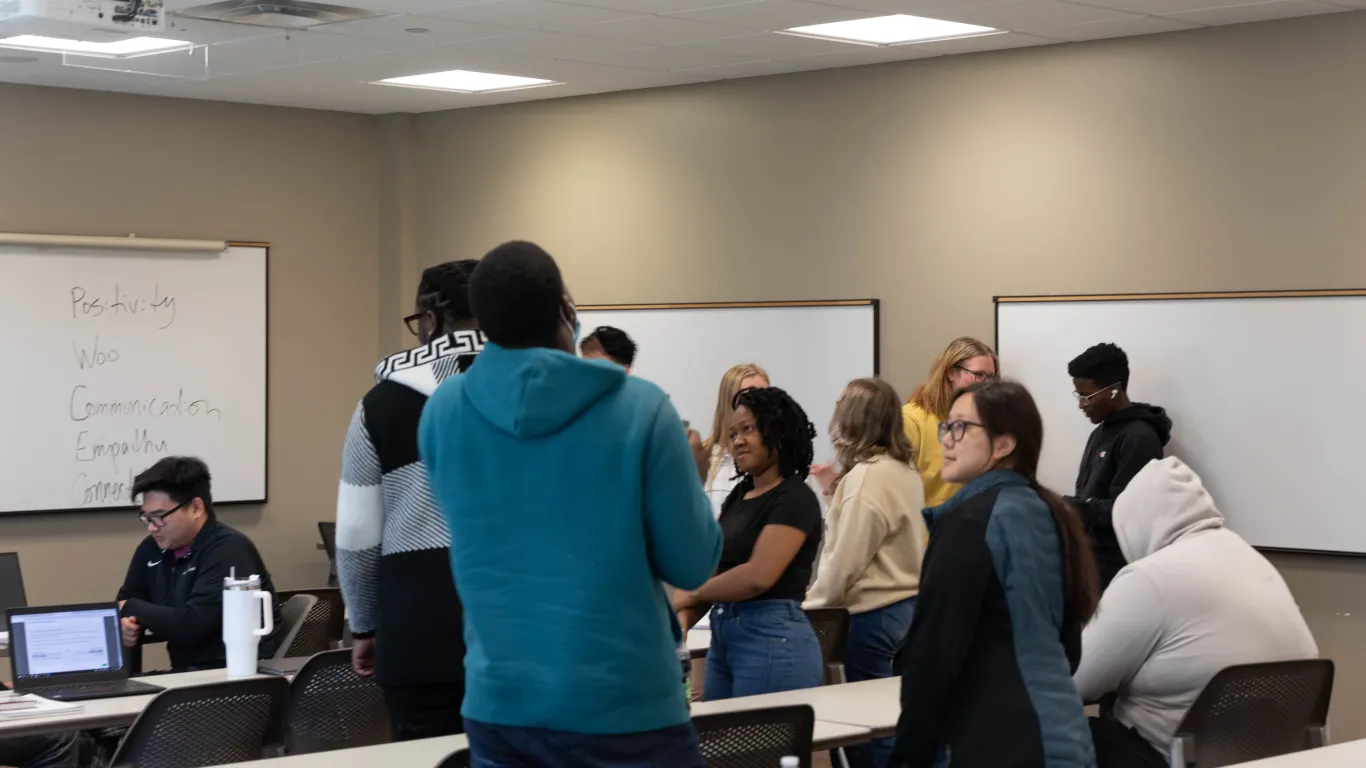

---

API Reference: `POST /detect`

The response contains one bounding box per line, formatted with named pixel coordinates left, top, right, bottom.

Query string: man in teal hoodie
left=418, top=241, right=723, bottom=767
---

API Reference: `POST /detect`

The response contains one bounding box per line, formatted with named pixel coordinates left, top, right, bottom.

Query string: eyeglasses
left=139, top=502, right=185, bottom=529
left=954, top=364, right=996, bottom=382
left=403, top=313, right=423, bottom=337
left=938, top=419, right=986, bottom=443
left=1072, top=383, right=1122, bottom=405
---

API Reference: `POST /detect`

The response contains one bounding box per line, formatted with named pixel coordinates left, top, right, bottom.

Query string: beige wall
left=413, top=12, right=1366, bottom=737
left=0, top=84, right=381, bottom=610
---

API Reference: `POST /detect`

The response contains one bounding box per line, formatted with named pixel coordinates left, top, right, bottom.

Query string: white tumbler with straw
left=223, top=568, right=273, bottom=679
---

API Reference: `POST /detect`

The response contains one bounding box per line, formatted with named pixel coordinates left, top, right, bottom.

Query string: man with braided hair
left=336, top=259, right=482, bottom=741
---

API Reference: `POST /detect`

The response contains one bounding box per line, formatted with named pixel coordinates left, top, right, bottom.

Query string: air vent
left=176, top=0, right=384, bottom=29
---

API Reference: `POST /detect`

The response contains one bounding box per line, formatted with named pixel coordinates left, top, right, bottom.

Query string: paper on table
left=0, top=694, right=83, bottom=719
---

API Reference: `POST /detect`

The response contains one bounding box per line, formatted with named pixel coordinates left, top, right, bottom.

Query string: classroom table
left=0, top=668, right=269, bottom=738
left=690, top=676, right=900, bottom=738
left=1227, top=740, right=1366, bottom=767
left=686, top=629, right=710, bottom=660
left=206, top=721, right=872, bottom=767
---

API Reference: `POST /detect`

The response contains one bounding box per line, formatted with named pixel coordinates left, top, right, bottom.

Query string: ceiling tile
left=568, top=0, right=772, bottom=12
left=687, top=31, right=871, bottom=57
left=161, top=17, right=284, bottom=45
left=202, top=30, right=411, bottom=77
left=669, top=0, right=874, bottom=31
left=418, top=0, right=643, bottom=30
left=1162, top=0, right=1351, bottom=25
left=678, top=42, right=940, bottom=76
left=322, top=13, right=518, bottom=42
left=321, top=0, right=494, bottom=12
left=573, top=42, right=767, bottom=70
left=446, top=30, right=645, bottom=57
left=1068, top=0, right=1276, bottom=12
left=566, top=14, right=751, bottom=45
left=1044, top=14, right=1202, bottom=41
left=914, top=30, right=1059, bottom=53
left=801, top=0, right=1006, bottom=14
left=932, top=0, right=1135, bottom=31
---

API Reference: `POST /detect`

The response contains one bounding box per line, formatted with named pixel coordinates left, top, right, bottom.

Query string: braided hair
left=732, top=386, right=816, bottom=480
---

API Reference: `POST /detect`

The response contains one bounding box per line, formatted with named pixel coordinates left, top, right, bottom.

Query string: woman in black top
left=674, top=387, right=824, bottom=700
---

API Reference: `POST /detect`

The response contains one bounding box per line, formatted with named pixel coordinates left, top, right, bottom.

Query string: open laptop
left=6, top=603, right=163, bottom=701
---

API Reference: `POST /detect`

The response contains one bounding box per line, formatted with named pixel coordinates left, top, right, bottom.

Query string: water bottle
left=223, top=568, right=274, bottom=678
left=678, top=640, right=692, bottom=702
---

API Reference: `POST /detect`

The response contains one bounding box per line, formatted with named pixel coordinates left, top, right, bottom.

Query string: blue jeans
left=704, top=599, right=823, bottom=700
left=464, top=719, right=704, bottom=768
left=844, top=596, right=917, bottom=768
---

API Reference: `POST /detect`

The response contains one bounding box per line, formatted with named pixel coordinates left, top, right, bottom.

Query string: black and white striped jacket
left=336, top=330, right=483, bottom=685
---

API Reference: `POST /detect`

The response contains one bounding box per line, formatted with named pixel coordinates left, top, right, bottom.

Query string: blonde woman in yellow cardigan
left=807, top=378, right=928, bottom=768
left=902, top=337, right=998, bottom=507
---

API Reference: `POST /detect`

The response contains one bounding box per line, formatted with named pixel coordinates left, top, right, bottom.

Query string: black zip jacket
left=1069, top=403, right=1171, bottom=590
left=117, top=519, right=284, bottom=671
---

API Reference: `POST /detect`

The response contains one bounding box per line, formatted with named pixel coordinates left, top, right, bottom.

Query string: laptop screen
left=10, top=606, right=123, bottom=681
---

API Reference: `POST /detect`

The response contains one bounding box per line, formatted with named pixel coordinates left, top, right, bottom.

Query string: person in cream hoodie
left=1075, top=457, right=1318, bottom=768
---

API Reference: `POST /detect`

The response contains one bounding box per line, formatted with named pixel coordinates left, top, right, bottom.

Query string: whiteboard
left=0, top=244, right=267, bottom=514
left=578, top=302, right=878, bottom=465
left=996, top=292, right=1366, bottom=555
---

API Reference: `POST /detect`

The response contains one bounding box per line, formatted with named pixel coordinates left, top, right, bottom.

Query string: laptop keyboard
left=25, top=679, right=163, bottom=701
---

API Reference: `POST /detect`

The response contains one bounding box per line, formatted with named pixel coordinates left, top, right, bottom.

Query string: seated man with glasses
left=117, top=456, right=284, bottom=672
left=1067, top=343, right=1171, bottom=592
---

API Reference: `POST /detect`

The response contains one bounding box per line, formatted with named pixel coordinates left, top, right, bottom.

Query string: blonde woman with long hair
left=806, top=378, right=927, bottom=768
left=903, top=337, right=998, bottom=507
left=703, top=364, right=771, bottom=517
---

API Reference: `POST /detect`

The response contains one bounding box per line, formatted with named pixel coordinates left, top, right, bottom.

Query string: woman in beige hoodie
left=806, top=377, right=928, bottom=768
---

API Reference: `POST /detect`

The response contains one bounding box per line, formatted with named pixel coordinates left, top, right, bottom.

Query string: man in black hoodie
left=1067, top=343, right=1172, bottom=591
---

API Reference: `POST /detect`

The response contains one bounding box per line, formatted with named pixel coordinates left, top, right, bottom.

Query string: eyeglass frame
left=403, top=312, right=424, bottom=336
left=139, top=502, right=187, bottom=529
left=954, top=363, right=997, bottom=383
left=938, top=419, right=987, bottom=443
left=1072, top=382, right=1122, bottom=405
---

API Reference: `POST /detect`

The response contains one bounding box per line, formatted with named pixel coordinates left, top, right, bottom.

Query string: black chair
left=436, top=748, right=471, bottom=768
left=278, top=587, right=346, bottom=649
left=110, top=677, right=289, bottom=767
left=286, top=649, right=390, bottom=755
left=694, top=704, right=815, bottom=768
left=318, top=522, right=338, bottom=588
left=803, top=608, right=850, bottom=685
left=0, top=552, right=26, bottom=613
left=272, top=594, right=326, bottom=660
left=1169, top=659, right=1335, bottom=768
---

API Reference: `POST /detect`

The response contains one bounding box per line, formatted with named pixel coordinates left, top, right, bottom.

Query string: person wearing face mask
left=889, top=380, right=1100, bottom=768
left=335, top=260, right=482, bottom=741
left=419, top=242, right=723, bottom=767
left=902, top=338, right=998, bottom=508
left=674, top=386, right=825, bottom=700
left=1067, top=343, right=1171, bottom=591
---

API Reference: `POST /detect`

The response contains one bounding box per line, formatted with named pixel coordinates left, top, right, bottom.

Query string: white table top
left=690, top=677, right=900, bottom=737
left=685, top=629, right=710, bottom=658
left=208, top=721, right=869, bottom=767
left=1228, top=741, right=1366, bottom=767
left=0, top=668, right=266, bottom=738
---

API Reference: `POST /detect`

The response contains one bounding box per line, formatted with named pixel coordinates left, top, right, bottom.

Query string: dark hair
left=469, top=241, right=565, bottom=349
left=417, top=260, right=479, bottom=325
left=132, top=457, right=214, bottom=518
left=1068, top=343, right=1129, bottom=390
left=953, top=380, right=1100, bottom=626
left=732, top=387, right=816, bottom=481
left=582, top=326, right=637, bottom=367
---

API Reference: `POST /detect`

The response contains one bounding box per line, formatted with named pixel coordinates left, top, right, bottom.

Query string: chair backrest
left=286, top=648, right=390, bottom=754
left=111, top=676, right=289, bottom=768
left=803, top=608, right=850, bottom=684
left=436, top=748, right=471, bottom=768
left=274, top=594, right=319, bottom=660
left=0, top=552, right=25, bottom=613
left=317, top=522, right=337, bottom=561
left=277, top=588, right=346, bottom=647
left=693, top=704, right=815, bottom=768
left=1172, top=659, right=1335, bottom=768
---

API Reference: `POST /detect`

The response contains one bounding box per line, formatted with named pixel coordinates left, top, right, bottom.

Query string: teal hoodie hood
left=463, top=343, right=626, bottom=438
left=417, top=341, right=723, bottom=735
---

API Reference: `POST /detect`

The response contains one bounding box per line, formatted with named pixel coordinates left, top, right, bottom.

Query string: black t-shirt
left=718, top=475, right=823, bottom=603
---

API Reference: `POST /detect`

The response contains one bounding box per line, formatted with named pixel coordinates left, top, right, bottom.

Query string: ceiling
left=0, top=0, right=1361, bottom=113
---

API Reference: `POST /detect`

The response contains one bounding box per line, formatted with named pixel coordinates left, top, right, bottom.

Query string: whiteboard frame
left=4, top=240, right=271, bottom=517
left=994, top=287, right=1366, bottom=559
left=577, top=299, right=881, bottom=376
